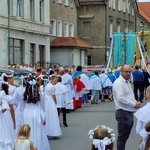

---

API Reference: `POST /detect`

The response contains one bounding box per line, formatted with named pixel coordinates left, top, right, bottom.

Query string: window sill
left=57, top=35, right=62, bottom=37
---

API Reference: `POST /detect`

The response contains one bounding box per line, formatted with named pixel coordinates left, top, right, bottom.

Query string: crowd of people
left=1, top=62, right=150, bottom=150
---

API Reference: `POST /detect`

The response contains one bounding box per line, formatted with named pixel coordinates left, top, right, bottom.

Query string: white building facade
left=0, top=0, right=50, bottom=67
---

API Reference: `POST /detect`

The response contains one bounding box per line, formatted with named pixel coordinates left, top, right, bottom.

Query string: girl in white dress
left=134, top=86, right=150, bottom=150
left=23, top=77, right=51, bottom=150
left=3, top=73, right=16, bottom=96
left=15, top=124, right=37, bottom=150
left=1, top=82, right=16, bottom=145
left=12, top=76, right=27, bottom=135
left=44, top=75, right=62, bottom=137
left=0, top=89, right=13, bottom=150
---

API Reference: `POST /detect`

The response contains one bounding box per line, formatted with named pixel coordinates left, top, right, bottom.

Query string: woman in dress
left=44, top=75, right=62, bottom=137
left=23, top=77, right=51, bottom=150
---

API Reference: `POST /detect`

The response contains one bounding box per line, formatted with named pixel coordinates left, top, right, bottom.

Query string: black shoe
left=63, top=123, right=68, bottom=127
left=66, top=110, right=70, bottom=113
left=140, top=100, right=143, bottom=103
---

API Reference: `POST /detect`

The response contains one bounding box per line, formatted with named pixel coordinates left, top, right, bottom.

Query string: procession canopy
left=105, top=32, right=150, bottom=73
left=135, top=30, right=150, bottom=60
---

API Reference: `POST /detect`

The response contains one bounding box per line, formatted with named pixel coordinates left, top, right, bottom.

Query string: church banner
left=113, top=32, right=136, bottom=66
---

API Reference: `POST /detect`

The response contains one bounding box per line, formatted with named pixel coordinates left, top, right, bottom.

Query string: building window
left=132, top=7, right=134, bottom=16
left=57, top=20, right=62, bottom=37
left=108, top=0, right=111, bottom=8
left=39, top=0, right=44, bottom=22
left=64, top=0, right=68, bottom=6
left=39, top=45, right=45, bottom=68
left=118, top=0, right=120, bottom=11
left=10, top=38, right=24, bottom=65
left=129, top=28, right=133, bottom=32
left=69, top=23, right=74, bottom=37
left=71, top=2, right=74, bottom=9
left=113, top=0, right=116, bottom=10
left=110, top=21, right=113, bottom=38
left=117, top=23, right=120, bottom=32
left=57, top=0, right=62, bottom=4
left=87, top=55, right=91, bottom=65
left=123, top=0, right=126, bottom=13
left=10, top=0, right=13, bottom=16
left=16, top=0, right=24, bottom=18
left=64, top=22, right=69, bottom=37
left=51, top=19, right=56, bottom=36
left=30, top=0, right=35, bottom=21
left=30, top=43, right=35, bottom=65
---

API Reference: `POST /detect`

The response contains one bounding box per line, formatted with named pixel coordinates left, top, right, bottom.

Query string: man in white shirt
left=113, top=64, right=141, bottom=150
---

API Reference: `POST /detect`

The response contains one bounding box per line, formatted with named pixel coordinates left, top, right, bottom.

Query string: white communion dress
left=23, top=102, right=51, bottom=150
left=0, top=91, right=13, bottom=150
left=12, top=85, right=26, bottom=135
left=44, top=83, right=62, bottom=137
left=14, top=139, right=30, bottom=150
left=134, top=102, right=150, bottom=150
left=1, top=91, right=15, bottom=145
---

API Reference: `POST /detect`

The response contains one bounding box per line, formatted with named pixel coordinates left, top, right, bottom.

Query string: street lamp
left=7, top=0, right=10, bottom=64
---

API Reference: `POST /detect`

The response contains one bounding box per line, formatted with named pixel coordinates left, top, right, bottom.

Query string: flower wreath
left=88, top=125, right=115, bottom=150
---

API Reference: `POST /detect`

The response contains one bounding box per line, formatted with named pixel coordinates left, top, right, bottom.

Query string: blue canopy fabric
left=113, top=32, right=136, bottom=66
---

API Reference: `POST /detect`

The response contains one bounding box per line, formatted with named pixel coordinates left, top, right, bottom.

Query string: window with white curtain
left=57, top=20, right=62, bottom=37
left=64, top=0, right=68, bottom=6
left=64, top=22, right=69, bottom=37
left=57, top=0, right=62, bottom=4
left=123, top=0, right=126, bottom=13
left=110, top=21, right=113, bottom=38
left=132, top=7, right=134, bottom=16
left=69, top=24, right=74, bottom=37
left=128, top=2, right=130, bottom=14
left=117, top=23, right=120, bottom=32
left=113, top=0, right=116, bottom=9
left=108, top=0, right=111, bottom=8
left=17, top=0, right=24, bottom=18
left=51, top=19, right=56, bottom=36
left=71, top=2, right=74, bottom=9
left=118, top=0, right=121, bottom=11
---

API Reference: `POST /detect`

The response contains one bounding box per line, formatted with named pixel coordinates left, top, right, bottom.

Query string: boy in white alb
left=55, top=76, right=71, bottom=127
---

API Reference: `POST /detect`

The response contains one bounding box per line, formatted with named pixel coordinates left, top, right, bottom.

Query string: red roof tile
left=137, top=2, right=150, bottom=23
left=50, top=37, right=93, bottom=48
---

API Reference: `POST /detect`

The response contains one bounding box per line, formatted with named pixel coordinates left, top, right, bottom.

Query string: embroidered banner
left=113, top=32, right=136, bottom=66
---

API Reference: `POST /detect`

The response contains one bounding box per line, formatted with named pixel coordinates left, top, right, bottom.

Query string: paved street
left=49, top=100, right=144, bottom=150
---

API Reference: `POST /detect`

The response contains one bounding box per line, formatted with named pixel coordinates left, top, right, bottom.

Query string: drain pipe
left=105, top=0, right=109, bottom=65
